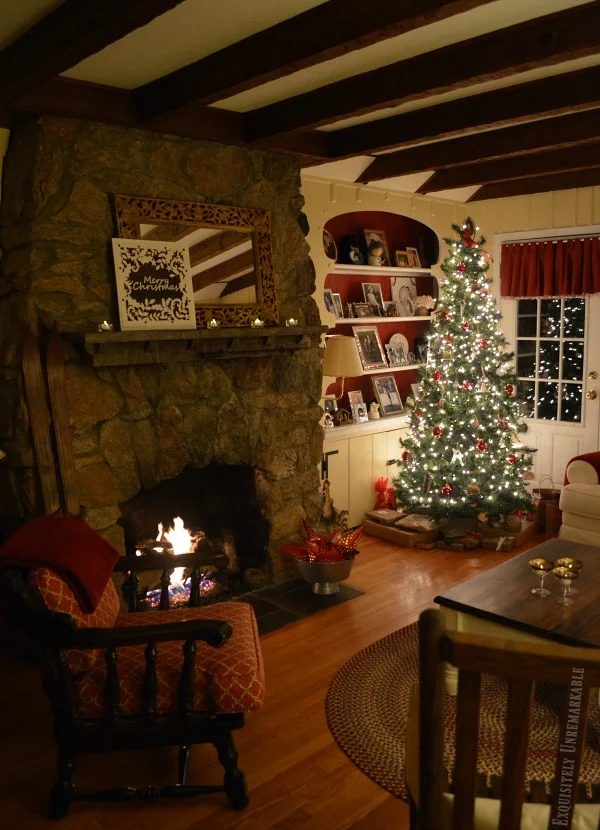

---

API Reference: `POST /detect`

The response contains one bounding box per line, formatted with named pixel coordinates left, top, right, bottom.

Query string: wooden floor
left=0, top=530, right=553, bottom=829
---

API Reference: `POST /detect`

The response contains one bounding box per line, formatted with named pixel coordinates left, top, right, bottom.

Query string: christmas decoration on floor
left=394, top=217, right=533, bottom=523
left=282, top=518, right=363, bottom=564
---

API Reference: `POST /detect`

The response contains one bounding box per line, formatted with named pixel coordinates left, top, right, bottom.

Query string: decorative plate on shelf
left=403, top=297, right=415, bottom=317
left=388, top=333, right=409, bottom=353
left=323, top=229, right=337, bottom=261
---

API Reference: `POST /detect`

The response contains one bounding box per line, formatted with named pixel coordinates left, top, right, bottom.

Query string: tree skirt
left=325, top=622, right=600, bottom=801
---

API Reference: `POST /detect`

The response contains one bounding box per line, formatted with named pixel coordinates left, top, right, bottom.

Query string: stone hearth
left=0, top=117, right=324, bottom=581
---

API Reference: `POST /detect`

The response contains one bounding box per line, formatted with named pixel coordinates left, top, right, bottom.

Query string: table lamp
left=322, top=335, right=364, bottom=401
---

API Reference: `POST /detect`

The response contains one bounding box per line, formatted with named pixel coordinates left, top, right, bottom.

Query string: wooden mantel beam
left=0, top=0, right=188, bottom=108
left=419, top=142, right=600, bottom=193
left=329, top=64, right=600, bottom=160
left=135, top=0, right=497, bottom=122
left=357, top=109, right=600, bottom=182
left=244, top=2, right=600, bottom=140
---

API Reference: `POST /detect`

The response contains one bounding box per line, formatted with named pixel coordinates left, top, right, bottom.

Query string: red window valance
left=500, top=237, right=600, bottom=298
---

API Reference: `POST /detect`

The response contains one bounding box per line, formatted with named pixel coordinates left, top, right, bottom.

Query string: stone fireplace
left=0, top=116, right=324, bottom=581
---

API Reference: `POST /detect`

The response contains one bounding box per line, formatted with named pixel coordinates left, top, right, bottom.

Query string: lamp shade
left=322, top=335, right=364, bottom=377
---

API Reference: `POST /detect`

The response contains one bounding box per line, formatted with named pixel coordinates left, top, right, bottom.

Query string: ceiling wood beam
left=329, top=64, right=600, bottom=159
left=468, top=168, right=600, bottom=201
left=13, top=78, right=329, bottom=161
left=245, top=2, right=600, bottom=140
left=135, top=0, right=497, bottom=122
left=192, top=250, right=255, bottom=293
left=418, top=143, right=600, bottom=193
left=219, top=271, right=256, bottom=298
left=189, top=232, right=248, bottom=268
left=141, top=224, right=195, bottom=242
left=358, top=109, right=600, bottom=183
left=0, top=0, right=187, bottom=108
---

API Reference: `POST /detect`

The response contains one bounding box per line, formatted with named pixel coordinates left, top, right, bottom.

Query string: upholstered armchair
left=0, top=516, right=264, bottom=820
left=559, top=451, right=600, bottom=546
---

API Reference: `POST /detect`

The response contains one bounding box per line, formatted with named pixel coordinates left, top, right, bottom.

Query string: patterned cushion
left=75, top=602, right=265, bottom=718
left=28, top=568, right=120, bottom=672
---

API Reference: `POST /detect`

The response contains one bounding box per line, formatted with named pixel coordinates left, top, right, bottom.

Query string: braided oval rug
left=325, top=622, right=600, bottom=802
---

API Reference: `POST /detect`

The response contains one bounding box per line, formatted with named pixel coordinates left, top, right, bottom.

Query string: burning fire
left=157, top=516, right=192, bottom=583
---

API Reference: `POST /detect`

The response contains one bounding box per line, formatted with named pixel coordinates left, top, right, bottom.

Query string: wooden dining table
left=434, top=538, right=600, bottom=694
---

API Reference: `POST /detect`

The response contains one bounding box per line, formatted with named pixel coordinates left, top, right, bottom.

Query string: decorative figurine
left=369, top=401, right=381, bottom=420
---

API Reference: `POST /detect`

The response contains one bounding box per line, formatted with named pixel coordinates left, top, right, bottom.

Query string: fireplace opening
left=118, top=464, right=270, bottom=606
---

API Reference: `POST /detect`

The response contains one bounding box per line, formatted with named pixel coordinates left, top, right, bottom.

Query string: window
left=516, top=298, right=585, bottom=422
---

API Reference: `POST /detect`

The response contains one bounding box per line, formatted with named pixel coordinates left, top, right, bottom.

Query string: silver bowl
left=295, top=558, right=354, bottom=595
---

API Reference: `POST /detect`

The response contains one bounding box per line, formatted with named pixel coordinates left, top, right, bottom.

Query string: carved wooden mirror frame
left=114, top=194, right=278, bottom=327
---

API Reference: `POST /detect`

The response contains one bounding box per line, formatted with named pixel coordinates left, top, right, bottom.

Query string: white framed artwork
left=112, top=238, right=195, bottom=330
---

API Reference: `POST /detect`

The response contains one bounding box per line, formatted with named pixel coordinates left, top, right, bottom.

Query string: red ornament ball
left=441, top=483, right=453, bottom=496
left=456, top=263, right=466, bottom=273
left=479, top=339, right=489, bottom=349
left=432, top=426, right=443, bottom=437
left=476, top=440, right=488, bottom=452
left=462, top=380, right=473, bottom=391
left=480, top=291, right=489, bottom=299
left=401, top=450, right=411, bottom=463
left=415, top=410, right=424, bottom=418
left=499, top=418, right=509, bottom=428
left=445, top=335, right=454, bottom=344
left=507, top=453, right=516, bottom=465
left=432, top=370, right=443, bottom=381
left=504, top=384, right=514, bottom=396
left=441, top=310, right=450, bottom=319
left=461, top=321, right=470, bottom=330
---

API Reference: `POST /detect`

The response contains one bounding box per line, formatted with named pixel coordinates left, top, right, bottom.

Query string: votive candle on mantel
left=207, top=318, right=221, bottom=329
left=286, top=317, right=299, bottom=327
left=251, top=317, right=265, bottom=328
left=97, top=320, right=114, bottom=332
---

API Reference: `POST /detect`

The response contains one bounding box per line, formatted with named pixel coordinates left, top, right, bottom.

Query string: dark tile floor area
left=236, top=578, right=363, bottom=636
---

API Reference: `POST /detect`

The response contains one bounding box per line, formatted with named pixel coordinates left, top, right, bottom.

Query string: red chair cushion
left=1, top=516, right=119, bottom=611
left=75, top=602, right=265, bottom=718
left=28, top=568, right=120, bottom=672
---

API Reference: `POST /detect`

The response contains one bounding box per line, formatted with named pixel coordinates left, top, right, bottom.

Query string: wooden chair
left=405, top=609, right=600, bottom=830
left=1, top=548, right=264, bottom=820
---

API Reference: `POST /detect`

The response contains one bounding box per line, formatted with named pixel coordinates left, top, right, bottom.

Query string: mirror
left=114, top=195, right=278, bottom=327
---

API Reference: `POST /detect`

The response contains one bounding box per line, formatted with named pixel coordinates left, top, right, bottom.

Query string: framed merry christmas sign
left=112, top=238, right=195, bottom=330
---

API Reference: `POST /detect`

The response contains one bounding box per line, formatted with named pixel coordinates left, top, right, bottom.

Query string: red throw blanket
left=0, top=515, right=119, bottom=612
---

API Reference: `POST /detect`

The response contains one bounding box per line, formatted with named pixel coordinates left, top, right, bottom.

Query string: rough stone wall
left=0, top=117, right=323, bottom=580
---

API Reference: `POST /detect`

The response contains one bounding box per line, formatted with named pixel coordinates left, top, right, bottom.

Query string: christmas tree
left=395, top=217, right=533, bottom=522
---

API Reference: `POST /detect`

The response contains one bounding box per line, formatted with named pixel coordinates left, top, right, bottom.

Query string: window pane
left=563, top=299, right=585, bottom=338
left=561, top=384, right=583, bottom=423
left=516, top=340, right=536, bottom=377
left=562, top=341, right=584, bottom=380
left=517, top=299, right=537, bottom=337
left=516, top=381, right=535, bottom=418
left=538, top=341, right=560, bottom=378
left=540, top=300, right=561, bottom=337
left=537, top=382, right=559, bottom=420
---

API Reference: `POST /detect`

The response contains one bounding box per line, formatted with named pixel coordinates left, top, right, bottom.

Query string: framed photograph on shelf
left=383, top=300, right=398, bottom=317
left=385, top=344, right=407, bottom=367
left=352, top=325, right=388, bottom=370
left=112, top=238, right=195, bottom=331
left=352, top=402, right=369, bottom=423
left=332, top=292, right=344, bottom=318
left=362, top=282, right=385, bottom=315
left=406, top=247, right=421, bottom=268
left=353, top=302, right=372, bottom=319
left=372, top=375, right=404, bottom=417
left=395, top=250, right=410, bottom=268
left=339, top=234, right=367, bottom=265
left=364, top=229, right=391, bottom=267
left=323, top=398, right=338, bottom=416
left=323, top=288, right=335, bottom=314
left=390, top=278, right=415, bottom=317
left=347, top=390, right=364, bottom=407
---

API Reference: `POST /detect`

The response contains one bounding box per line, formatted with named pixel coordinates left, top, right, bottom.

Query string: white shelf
left=332, top=263, right=434, bottom=278
left=323, top=412, right=411, bottom=441
left=334, top=316, right=430, bottom=324
left=368, top=363, right=423, bottom=374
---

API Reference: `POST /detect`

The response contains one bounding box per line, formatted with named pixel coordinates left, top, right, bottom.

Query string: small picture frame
left=352, top=402, right=369, bottom=423
left=385, top=344, right=407, bottom=367
left=352, top=325, right=388, bottom=370
left=362, top=282, right=385, bottom=316
left=395, top=250, right=410, bottom=268
left=372, top=375, right=404, bottom=417
left=347, top=390, right=364, bottom=407
left=406, top=247, right=421, bottom=268
left=323, top=229, right=337, bottom=261
left=323, top=398, right=338, bottom=415
left=411, top=383, right=422, bottom=401
left=353, top=302, right=372, bottom=319
left=383, top=300, right=399, bottom=317
left=332, top=292, right=344, bottom=318
left=323, top=288, right=335, bottom=314
left=417, top=343, right=428, bottom=363
left=112, top=238, right=195, bottom=331
left=364, top=229, right=391, bottom=267
left=339, top=234, right=367, bottom=265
